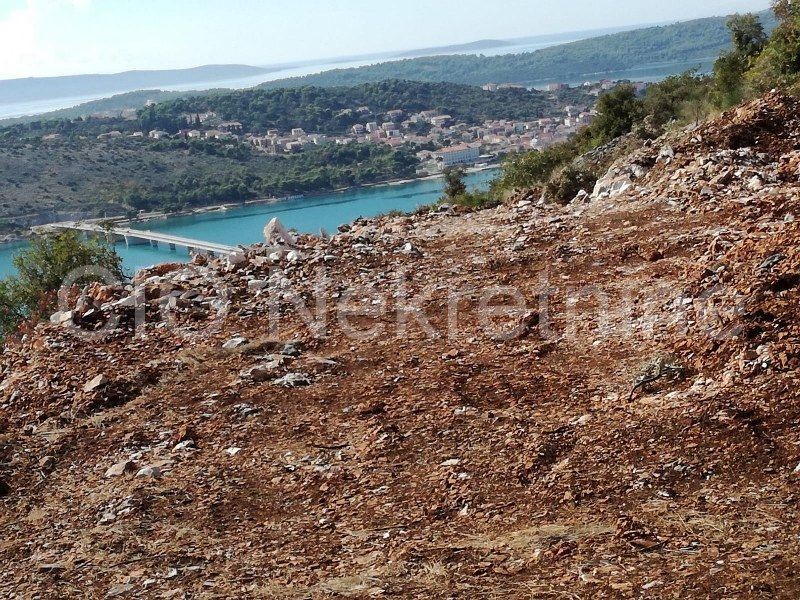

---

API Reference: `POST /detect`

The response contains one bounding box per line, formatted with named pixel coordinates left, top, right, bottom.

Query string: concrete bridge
left=42, top=222, right=237, bottom=257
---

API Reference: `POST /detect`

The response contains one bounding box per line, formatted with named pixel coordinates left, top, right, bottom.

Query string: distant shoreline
left=120, top=164, right=499, bottom=226
left=0, top=164, right=500, bottom=245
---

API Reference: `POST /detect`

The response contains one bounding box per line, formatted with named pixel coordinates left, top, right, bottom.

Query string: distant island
left=0, top=65, right=272, bottom=105
left=393, top=39, right=513, bottom=58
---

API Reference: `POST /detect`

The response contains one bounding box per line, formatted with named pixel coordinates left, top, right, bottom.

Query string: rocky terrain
left=1, top=92, right=800, bottom=598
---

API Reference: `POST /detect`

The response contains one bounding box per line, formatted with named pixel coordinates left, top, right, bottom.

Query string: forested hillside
left=257, top=12, right=777, bottom=89
left=0, top=136, right=419, bottom=220
left=138, top=80, right=589, bottom=134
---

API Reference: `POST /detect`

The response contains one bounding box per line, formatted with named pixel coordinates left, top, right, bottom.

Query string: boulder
left=572, top=189, right=590, bottom=204
left=281, top=342, right=302, bottom=357
left=222, top=337, right=248, bottom=350
left=241, top=358, right=283, bottom=382
left=136, top=466, right=161, bottom=478
left=49, top=311, right=73, bottom=326
left=105, top=460, right=136, bottom=478
left=748, top=175, right=765, bottom=191
left=274, top=373, right=312, bottom=388
left=264, top=217, right=296, bottom=247
left=84, top=374, right=109, bottom=393
left=658, top=145, right=675, bottom=162
left=39, top=456, right=56, bottom=472
left=247, top=279, right=269, bottom=292
left=227, top=251, right=247, bottom=268
left=593, top=172, right=633, bottom=199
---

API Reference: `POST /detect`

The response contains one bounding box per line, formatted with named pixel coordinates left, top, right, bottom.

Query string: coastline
left=129, top=163, right=499, bottom=225
left=0, top=163, right=500, bottom=246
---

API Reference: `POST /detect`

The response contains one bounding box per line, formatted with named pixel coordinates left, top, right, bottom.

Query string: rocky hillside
left=1, top=93, right=800, bottom=598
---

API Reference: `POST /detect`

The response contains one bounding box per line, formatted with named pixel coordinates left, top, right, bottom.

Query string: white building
left=430, top=115, right=452, bottom=127
left=433, top=144, right=480, bottom=169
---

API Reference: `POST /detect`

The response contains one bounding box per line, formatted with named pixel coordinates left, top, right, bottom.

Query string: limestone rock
left=264, top=217, right=297, bottom=247
left=84, top=374, right=109, bottom=393
left=222, top=337, right=248, bottom=350
left=105, top=460, right=136, bottom=478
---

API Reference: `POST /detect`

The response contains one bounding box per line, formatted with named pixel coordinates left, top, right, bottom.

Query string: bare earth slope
left=1, top=92, right=800, bottom=598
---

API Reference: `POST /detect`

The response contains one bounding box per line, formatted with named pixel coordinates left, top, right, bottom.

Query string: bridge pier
left=169, top=243, right=177, bottom=252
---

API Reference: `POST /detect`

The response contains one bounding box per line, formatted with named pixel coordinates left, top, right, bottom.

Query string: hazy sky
left=0, top=0, right=772, bottom=80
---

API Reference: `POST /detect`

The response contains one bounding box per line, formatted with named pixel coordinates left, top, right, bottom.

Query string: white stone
left=247, top=279, right=269, bottom=292
left=227, top=251, right=246, bottom=267
left=136, top=466, right=161, bottom=478
left=263, top=217, right=296, bottom=247
left=273, top=372, right=312, bottom=388
left=172, top=440, right=196, bottom=452
left=105, top=460, right=135, bottom=478
left=84, top=374, right=108, bottom=393
left=222, top=337, right=248, bottom=350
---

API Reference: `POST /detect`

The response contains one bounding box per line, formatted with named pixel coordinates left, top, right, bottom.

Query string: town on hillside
left=92, top=79, right=648, bottom=175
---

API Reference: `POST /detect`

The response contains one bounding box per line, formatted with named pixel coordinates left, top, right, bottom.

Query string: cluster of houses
left=82, top=78, right=650, bottom=174
left=481, top=79, right=649, bottom=96
left=414, top=107, right=596, bottom=173
left=92, top=103, right=598, bottom=173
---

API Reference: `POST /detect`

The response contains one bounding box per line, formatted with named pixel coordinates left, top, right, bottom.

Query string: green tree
left=591, top=85, right=645, bottom=144
left=712, top=14, right=767, bottom=107
left=497, top=144, right=573, bottom=190
left=772, top=0, right=800, bottom=21
left=442, top=167, right=467, bottom=200
left=0, top=231, right=124, bottom=340
left=645, top=70, right=712, bottom=127
left=729, top=13, right=768, bottom=56
left=748, top=2, right=800, bottom=91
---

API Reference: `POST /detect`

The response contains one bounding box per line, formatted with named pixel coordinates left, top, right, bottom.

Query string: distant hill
left=257, top=11, right=778, bottom=89
left=0, top=64, right=271, bottom=105
left=394, top=39, right=512, bottom=58
left=0, top=89, right=227, bottom=126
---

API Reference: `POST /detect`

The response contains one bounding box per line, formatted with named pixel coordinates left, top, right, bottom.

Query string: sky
left=0, top=0, right=773, bottom=80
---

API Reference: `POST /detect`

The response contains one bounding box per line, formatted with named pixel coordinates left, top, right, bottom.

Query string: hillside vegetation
left=0, top=136, right=419, bottom=219
left=141, top=80, right=588, bottom=133
left=465, top=6, right=792, bottom=208
left=257, top=12, right=777, bottom=89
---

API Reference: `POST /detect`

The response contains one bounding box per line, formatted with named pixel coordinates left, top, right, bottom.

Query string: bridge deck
left=47, top=222, right=237, bottom=256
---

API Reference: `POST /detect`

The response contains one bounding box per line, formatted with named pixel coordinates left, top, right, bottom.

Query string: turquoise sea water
left=0, top=169, right=497, bottom=279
